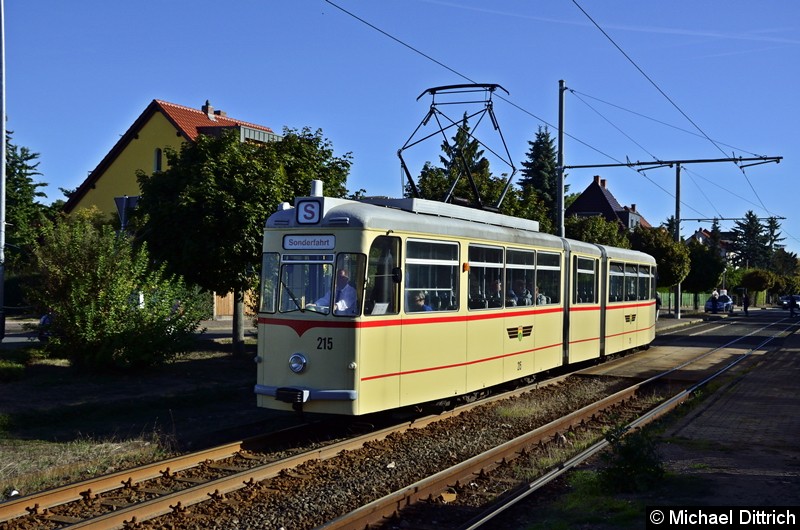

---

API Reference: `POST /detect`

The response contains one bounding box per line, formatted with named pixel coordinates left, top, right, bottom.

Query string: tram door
left=465, top=246, right=505, bottom=390
left=568, top=255, right=602, bottom=364
left=361, top=236, right=402, bottom=412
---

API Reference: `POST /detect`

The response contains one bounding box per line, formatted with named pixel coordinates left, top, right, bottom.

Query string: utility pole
left=557, top=80, right=566, bottom=238
left=674, top=164, right=681, bottom=318
left=0, top=0, right=6, bottom=341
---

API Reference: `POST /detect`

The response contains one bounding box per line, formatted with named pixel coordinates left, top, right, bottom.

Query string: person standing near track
left=742, top=292, right=750, bottom=316
left=655, top=291, right=662, bottom=321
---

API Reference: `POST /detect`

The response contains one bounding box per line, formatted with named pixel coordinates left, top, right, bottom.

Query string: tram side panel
left=357, top=320, right=402, bottom=415
left=533, top=307, right=564, bottom=372
left=568, top=305, right=602, bottom=363
left=467, top=312, right=505, bottom=391
left=604, top=303, right=637, bottom=355
left=499, top=310, right=536, bottom=383
left=400, top=316, right=467, bottom=407
left=627, top=300, right=656, bottom=349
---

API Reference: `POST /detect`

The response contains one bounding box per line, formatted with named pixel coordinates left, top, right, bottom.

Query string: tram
left=255, top=181, right=657, bottom=415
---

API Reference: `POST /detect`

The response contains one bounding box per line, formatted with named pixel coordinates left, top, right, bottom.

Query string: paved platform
left=0, top=317, right=254, bottom=347
left=655, top=310, right=800, bottom=505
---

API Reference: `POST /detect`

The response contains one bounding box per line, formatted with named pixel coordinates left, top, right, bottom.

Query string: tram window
left=573, top=256, right=597, bottom=304
left=650, top=267, right=657, bottom=298
left=468, top=245, right=504, bottom=309
left=506, top=249, right=535, bottom=307
left=609, top=262, right=624, bottom=302
left=260, top=252, right=280, bottom=313
left=280, top=261, right=333, bottom=313
left=625, top=264, right=638, bottom=301
left=536, top=251, right=561, bottom=305
left=638, top=265, right=650, bottom=301
left=405, top=240, right=459, bottom=313
left=332, top=254, right=366, bottom=316
left=365, top=236, right=400, bottom=315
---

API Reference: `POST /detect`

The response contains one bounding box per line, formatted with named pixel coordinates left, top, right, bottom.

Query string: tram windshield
left=261, top=253, right=365, bottom=316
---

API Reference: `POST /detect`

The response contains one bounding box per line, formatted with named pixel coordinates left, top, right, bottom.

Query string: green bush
left=26, top=210, right=208, bottom=370
left=0, top=360, right=25, bottom=382
left=598, top=425, right=664, bottom=492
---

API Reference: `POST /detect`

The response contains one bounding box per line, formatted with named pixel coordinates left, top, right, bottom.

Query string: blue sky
left=6, top=1, right=800, bottom=254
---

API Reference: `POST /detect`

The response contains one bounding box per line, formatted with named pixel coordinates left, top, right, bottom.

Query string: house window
left=154, top=148, right=163, bottom=173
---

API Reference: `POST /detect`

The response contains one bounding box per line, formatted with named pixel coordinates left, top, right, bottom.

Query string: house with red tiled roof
left=689, top=227, right=736, bottom=261
left=64, top=99, right=279, bottom=216
left=565, top=174, right=652, bottom=230
left=63, top=100, right=278, bottom=317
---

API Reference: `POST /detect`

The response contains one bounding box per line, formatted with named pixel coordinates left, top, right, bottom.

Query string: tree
left=682, top=239, right=726, bottom=308
left=730, top=211, right=770, bottom=268
left=629, top=226, right=690, bottom=288
left=565, top=215, right=630, bottom=248
left=707, top=218, right=724, bottom=254
left=135, top=127, right=351, bottom=353
left=519, top=126, right=565, bottom=232
left=27, top=208, right=206, bottom=370
left=764, top=216, right=785, bottom=252
left=662, top=216, right=679, bottom=239
left=514, top=184, right=554, bottom=234
left=409, top=114, right=510, bottom=210
left=740, top=269, right=775, bottom=306
left=4, top=133, right=49, bottom=273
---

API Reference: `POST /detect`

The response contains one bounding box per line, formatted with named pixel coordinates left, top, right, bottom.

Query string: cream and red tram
left=255, top=185, right=657, bottom=415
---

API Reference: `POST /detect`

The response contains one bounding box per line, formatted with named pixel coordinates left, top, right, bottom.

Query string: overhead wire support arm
left=683, top=216, right=786, bottom=222
left=563, top=155, right=782, bottom=170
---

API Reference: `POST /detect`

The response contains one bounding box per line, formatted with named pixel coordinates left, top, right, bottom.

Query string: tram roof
left=268, top=195, right=553, bottom=245
left=267, top=195, right=654, bottom=264
left=359, top=197, right=540, bottom=232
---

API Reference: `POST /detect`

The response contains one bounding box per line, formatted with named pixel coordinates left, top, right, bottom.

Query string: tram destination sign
left=283, top=234, right=335, bottom=250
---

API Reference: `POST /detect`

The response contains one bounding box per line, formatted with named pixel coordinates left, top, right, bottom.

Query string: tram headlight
left=288, top=353, right=307, bottom=373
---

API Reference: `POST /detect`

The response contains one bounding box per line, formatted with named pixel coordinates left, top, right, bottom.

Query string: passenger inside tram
left=409, top=291, right=432, bottom=312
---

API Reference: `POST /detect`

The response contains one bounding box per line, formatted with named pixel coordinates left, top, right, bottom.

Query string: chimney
left=600, top=179, right=606, bottom=188
left=593, top=175, right=601, bottom=185
left=214, top=109, right=227, bottom=117
left=202, top=100, right=216, bottom=121
left=630, top=203, right=636, bottom=212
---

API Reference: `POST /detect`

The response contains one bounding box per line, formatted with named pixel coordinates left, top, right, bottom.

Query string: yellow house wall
left=70, top=112, right=249, bottom=318
left=72, top=112, right=186, bottom=216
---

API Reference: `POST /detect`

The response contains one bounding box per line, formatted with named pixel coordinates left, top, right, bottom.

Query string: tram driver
left=309, top=268, right=357, bottom=314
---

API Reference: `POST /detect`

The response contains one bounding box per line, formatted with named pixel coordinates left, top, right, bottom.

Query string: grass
left=525, top=470, right=645, bottom=530
left=0, top=434, right=173, bottom=498
left=0, top=330, right=259, bottom=502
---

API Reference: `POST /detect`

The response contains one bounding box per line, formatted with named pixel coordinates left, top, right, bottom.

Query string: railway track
left=1, top=317, right=793, bottom=529
left=0, top=374, right=626, bottom=529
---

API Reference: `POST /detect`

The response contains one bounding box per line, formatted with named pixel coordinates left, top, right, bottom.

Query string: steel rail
left=0, top=367, right=573, bottom=528
left=456, top=322, right=793, bottom=529
left=0, top=439, right=248, bottom=522
left=64, top=389, right=565, bottom=530
left=321, top=320, right=794, bottom=529
left=319, top=383, right=641, bottom=529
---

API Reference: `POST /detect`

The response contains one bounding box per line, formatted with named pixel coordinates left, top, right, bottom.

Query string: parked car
left=779, top=295, right=800, bottom=310
left=704, top=294, right=734, bottom=313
